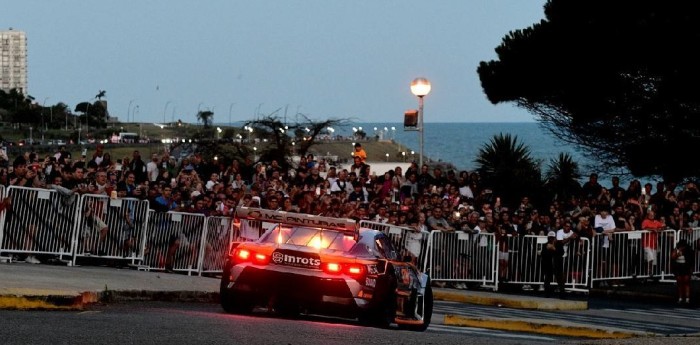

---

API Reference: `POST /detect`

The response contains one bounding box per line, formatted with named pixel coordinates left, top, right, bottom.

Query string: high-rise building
left=0, top=28, right=28, bottom=94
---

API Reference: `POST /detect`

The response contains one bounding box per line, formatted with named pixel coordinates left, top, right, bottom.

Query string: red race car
left=220, top=207, right=433, bottom=331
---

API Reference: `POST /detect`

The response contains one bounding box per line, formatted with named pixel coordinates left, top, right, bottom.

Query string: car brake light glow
left=237, top=249, right=250, bottom=260
left=254, top=253, right=269, bottom=265
left=345, top=264, right=364, bottom=276
left=325, top=263, right=341, bottom=273
left=323, top=262, right=365, bottom=276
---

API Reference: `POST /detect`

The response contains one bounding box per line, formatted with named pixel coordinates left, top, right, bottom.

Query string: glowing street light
left=410, top=77, right=431, bottom=167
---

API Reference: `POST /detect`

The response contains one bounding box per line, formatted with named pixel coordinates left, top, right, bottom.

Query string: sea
left=340, top=122, right=586, bottom=173
left=222, top=121, right=656, bottom=187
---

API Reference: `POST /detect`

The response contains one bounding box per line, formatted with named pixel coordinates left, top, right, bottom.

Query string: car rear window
left=260, top=226, right=357, bottom=252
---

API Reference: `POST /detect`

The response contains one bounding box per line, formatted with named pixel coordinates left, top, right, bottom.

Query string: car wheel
left=220, top=265, right=253, bottom=314
left=359, top=267, right=397, bottom=328
left=404, top=283, right=433, bottom=332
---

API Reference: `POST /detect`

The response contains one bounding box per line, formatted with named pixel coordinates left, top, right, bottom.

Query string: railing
left=0, top=185, right=697, bottom=292
left=0, top=186, right=78, bottom=261
left=71, top=194, right=150, bottom=265
left=143, top=211, right=207, bottom=275
left=359, top=220, right=430, bottom=271
left=424, top=230, right=499, bottom=291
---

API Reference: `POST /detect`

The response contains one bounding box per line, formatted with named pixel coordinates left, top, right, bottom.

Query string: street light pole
left=229, top=102, right=236, bottom=127
left=127, top=99, right=135, bottom=123
left=42, top=97, right=49, bottom=143
left=410, top=77, right=431, bottom=168
left=163, top=100, right=172, bottom=124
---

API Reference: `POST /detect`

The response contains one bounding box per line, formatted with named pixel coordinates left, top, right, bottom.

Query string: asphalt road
left=0, top=301, right=555, bottom=345
left=0, top=301, right=697, bottom=345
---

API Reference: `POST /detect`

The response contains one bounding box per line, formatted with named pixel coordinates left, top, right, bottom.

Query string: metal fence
left=0, top=186, right=79, bottom=261
left=675, top=228, right=700, bottom=276
left=200, top=216, right=235, bottom=275
left=71, top=194, right=150, bottom=265
left=424, top=230, right=499, bottom=291
left=590, top=230, right=677, bottom=286
left=359, top=220, right=430, bottom=270
left=142, top=211, right=207, bottom=275
left=0, top=186, right=698, bottom=291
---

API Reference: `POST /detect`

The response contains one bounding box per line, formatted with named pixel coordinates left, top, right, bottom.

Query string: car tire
left=359, top=266, right=397, bottom=328
left=404, top=283, right=433, bottom=332
left=220, top=264, right=253, bottom=314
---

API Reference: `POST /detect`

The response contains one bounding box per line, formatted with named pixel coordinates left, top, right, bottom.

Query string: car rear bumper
left=224, top=264, right=371, bottom=312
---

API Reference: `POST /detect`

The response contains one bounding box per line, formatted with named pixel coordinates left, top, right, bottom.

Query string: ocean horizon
left=216, top=120, right=662, bottom=187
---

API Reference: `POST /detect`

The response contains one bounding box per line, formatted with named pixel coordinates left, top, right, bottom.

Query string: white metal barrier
left=676, top=227, right=700, bottom=275
left=200, top=216, right=235, bottom=275
left=143, top=211, right=207, bottom=275
left=590, top=230, right=677, bottom=286
left=424, top=230, right=498, bottom=290
left=0, top=186, right=79, bottom=261
left=71, top=194, right=151, bottom=265
left=359, top=220, right=430, bottom=271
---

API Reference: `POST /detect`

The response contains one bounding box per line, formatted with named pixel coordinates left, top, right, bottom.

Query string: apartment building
left=0, top=28, right=28, bottom=94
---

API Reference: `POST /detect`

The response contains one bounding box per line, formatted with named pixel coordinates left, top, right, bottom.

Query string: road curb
left=443, top=315, right=648, bottom=339
left=0, top=290, right=219, bottom=310
left=433, top=290, right=588, bottom=310
left=0, top=291, right=98, bottom=310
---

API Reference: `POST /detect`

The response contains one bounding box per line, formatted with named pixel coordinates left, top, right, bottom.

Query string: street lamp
left=229, top=102, right=236, bottom=127
left=410, top=77, right=431, bottom=167
left=42, top=97, right=49, bottom=142
left=163, top=100, right=173, bottom=124
left=127, top=99, right=135, bottom=123
left=385, top=153, right=389, bottom=162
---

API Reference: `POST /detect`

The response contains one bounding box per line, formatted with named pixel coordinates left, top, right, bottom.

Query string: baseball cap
left=547, top=231, right=556, bottom=237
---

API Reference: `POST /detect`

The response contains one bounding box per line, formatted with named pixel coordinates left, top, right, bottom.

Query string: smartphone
left=315, top=187, right=321, bottom=196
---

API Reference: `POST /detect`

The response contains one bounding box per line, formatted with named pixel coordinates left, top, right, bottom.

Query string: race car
left=220, top=207, right=433, bottom=331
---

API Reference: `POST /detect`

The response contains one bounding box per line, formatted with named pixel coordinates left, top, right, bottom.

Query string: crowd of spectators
left=4, top=144, right=700, bottom=235
left=2, top=144, right=698, bottom=278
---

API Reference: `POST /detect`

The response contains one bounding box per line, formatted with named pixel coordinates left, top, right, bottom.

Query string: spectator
left=352, top=143, right=367, bottom=163
left=671, top=239, right=695, bottom=305
left=146, top=154, right=160, bottom=182
left=542, top=231, right=566, bottom=298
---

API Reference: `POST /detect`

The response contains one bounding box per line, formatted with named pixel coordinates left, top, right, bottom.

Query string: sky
left=2, top=1, right=547, bottom=124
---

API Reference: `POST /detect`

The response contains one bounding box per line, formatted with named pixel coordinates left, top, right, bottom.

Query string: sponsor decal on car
left=271, top=250, right=321, bottom=268
left=365, top=277, right=376, bottom=288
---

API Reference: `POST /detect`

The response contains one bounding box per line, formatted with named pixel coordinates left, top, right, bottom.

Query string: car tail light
left=253, top=253, right=269, bottom=265
left=345, top=264, right=365, bottom=277
left=235, top=249, right=250, bottom=261
left=233, top=248, right=269, bottom=265
left=323, top=262, right=342, bottom=274
left=322, top=262, right=365, bottom=277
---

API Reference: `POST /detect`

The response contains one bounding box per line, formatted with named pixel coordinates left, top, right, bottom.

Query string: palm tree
left=197, top=110, right=214, bottom=129
left=474, top=133, right=542, bottom=208
left=543, top=153, right=582, bottom=202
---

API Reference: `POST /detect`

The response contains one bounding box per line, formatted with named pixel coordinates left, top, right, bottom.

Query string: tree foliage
left=196, top=110, right=214, bottom=129
left=75, top=101, right=108, bottom=129
left=474, top=133, right=542, bottom=208
left=244, top=114, right=349, bottom=170
left=477, top=1, right=700, bottom=182
left=543, top=153, right=581, bottom=202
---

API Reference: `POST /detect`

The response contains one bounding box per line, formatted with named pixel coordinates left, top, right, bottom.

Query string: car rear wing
left=235, top=207, right=358, bottom=235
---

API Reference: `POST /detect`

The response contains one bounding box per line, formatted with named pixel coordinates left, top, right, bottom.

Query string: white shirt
left=595, top=214, right=616, bottom=248
left=556, top=229, right=574, bottom=257
left=146, top=161, right=159, bottom=182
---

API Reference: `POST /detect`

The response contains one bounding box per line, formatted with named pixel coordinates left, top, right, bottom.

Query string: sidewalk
left=0, top=263, right=219, bottom=309
left=0, top=262, right=694, bottom=339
